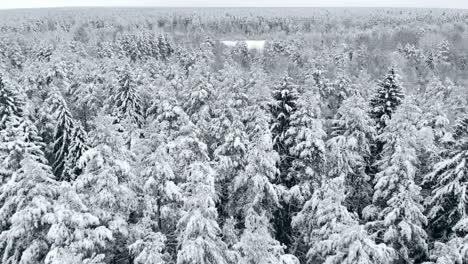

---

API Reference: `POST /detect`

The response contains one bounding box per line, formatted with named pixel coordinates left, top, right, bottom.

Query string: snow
left=221, top=40, right=266, bottom=51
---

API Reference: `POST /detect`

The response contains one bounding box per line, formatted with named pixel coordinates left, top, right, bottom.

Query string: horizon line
left=0, top=6, right=466, bottom=10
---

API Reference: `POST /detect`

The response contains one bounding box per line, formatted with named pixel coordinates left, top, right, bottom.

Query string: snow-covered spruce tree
left=63, top=123, right=88, bottom=181
left=229, top=116, right=280, bottom=221
left=52, top=96, right=75, bottom=181
left=417, top=76, right=450, bottom=143
left=182, top=62, right=213, bottom=113
left=177, top=162, right=236, bottom=264
left=275, top=91, right=326, bottom=251
left=422, top=238, right=468, bottom=264
left=129, top=112, right=183, bottom=261
left=424, top=116, right=468, bottom=240
left=369, top=67, right=404, bottom=135
left=230, top=107, right=296, bottom=263
left=0, top=113, right=45, bottom=187
left=129, top=232, right=170, bottom=264
left=365, top=101, right=428, bottom=263
left=235, top=209, right=285, bottom=264
left=292, top=176, right=395, bottom=264
left=0, top=76, right=25, bottom=185
left=269, top=76, right=299, bottom=188
left=152, top=98, right=229, bottom=261
left=212, top=72, right=252, bottom=221
left=129, top=146, right=178, bottom=264
left=0, top=118, right=57, bottom=264
left=44, top=181, right=113, bottom=264
left=286, top=91, right=326, bottom=193
left=0, top=74, right=22, bottom=130
left=70, top=67, right=105, bottom=131
left=70, top=114, right=138, bottom=263
left=109, top=64, right=144, bottom=148
left=327, top=95, right=376, bottom=216
left=0, top=155, right=57, bottom=264
left=436, top=40, right=451, bottom=65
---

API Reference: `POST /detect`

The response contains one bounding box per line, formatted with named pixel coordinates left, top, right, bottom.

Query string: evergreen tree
left=52, top=97, right=75, bottom=181
left=437, top=41, right=450, bottom=64
left=0, top=114, right=45, bottom=187
left=63, top=124, right=88, bottom=181
left=365, top=102, right=428, bottom=262
left=111, top=65, right=144, bottom=129
left=327, top=95, right=376, bottom=215
left=70, top=115, right=138, bottom=263
left=424, top=116, right=468, bottom=240
left=229, top=124, right=280, bottom=221
left=369, top=68, right=404, bottom=135
left=270, top=76, right=299, bottom=188
left=177, top=162, right=235, bottom=264
left=423, top=239, right=468, bottom=264
left=0, top=138, right=57, bottom=264
left=275, top=91, right=326, bottom=251
left=417, top=76, right=450, bottom=143
left=129, top=232, right=169, bottom=264
left=234, top=209, right=285, bottom=264
left=212, top=74, right=251, bottom=220
left=0, top=74, right=22, bottom=130
left=285, top=91, right=326, bottom=188
left=44, top=181, right=112, bottom=264
left=131, top=142, right=181, bottom=262
left=292, top=176, right=395, bottom=264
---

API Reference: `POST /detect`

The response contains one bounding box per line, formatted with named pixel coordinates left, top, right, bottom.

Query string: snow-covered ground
left=221, top=40, right=266, bottom=51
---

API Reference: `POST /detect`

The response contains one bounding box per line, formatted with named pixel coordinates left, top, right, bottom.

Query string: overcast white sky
left=0, top=0, right=466, bottom=9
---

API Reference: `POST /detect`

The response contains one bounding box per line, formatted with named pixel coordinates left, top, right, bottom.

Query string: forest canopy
left=0, top=7, right=468, bottom=264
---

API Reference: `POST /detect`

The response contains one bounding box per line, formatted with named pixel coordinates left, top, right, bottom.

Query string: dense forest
left=1, top=7, right=468, bottom=264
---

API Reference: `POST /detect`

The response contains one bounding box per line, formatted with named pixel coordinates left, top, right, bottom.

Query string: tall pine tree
left=424, top=116, right=468, bottom=240
left=365, top=101, right=428, bottom=263
left=52, top=96, right=74, bottom=181
left=369, top=68, right=404, bottom=135
left=270, top=76, right=299, bottom=188
left=0, top=74, right=22, bottom=130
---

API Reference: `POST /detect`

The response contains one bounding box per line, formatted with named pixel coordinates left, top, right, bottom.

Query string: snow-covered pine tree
left=129, top=232, right=170, bottom=264
left=0, top=155, right=57, bottom=264
left=437, top=40, right=450, bottom=65
left=0, top=114, right=57, bottom=264
left=129, top=154, right=178, bottom=263
left=70, top=114, right=138, bottom=263
left=424, top=116, right=468, bottom=240
left=181, top=61, right=214, bottom=134
left=130, top=121, right=183, bottom=261
left=269, top=76, right=299, bottom=188
left=228, top=107, right=289, bottom=263
left=63, top=123, right=88, bottom=181
left=107, top=64, right=145, bottom=150
left=286, top=91, right=326, bottom=192
left=52, top=96, right=75, bottom=181
left=417, top=76, right=450, bottom=143
left=235, top=209, right=285, bottom=264
left=365, top=101, right=428, bottom=263
left=327, top=95, right=376, bottom=215
left=369, top=67, right=404, bottom=135
left=44, top=181, right=112, bottom=264
left=292, top=176, right=395, bottom=264
left=71, top=69, right=105, bottom=132
left=229, top=117, right=280, bottom=220
left=177, top=162, right=236, bottom=264
left=422, top=238, right=468, bottom=264
left=0, top=74, right=22, bottom=130
left=212, top=72, right=252, bottom=220
left=0, top=112, right=45, bottom=187
left=275, top=91, right=326, bottom=251
left=110, top=64, right=144, bottom=129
